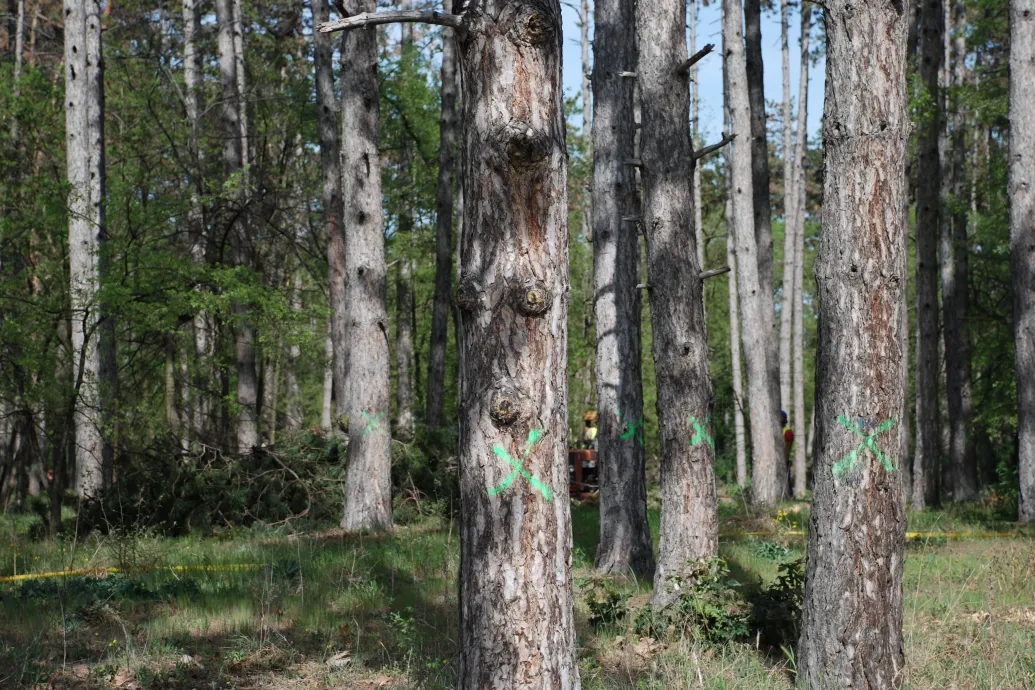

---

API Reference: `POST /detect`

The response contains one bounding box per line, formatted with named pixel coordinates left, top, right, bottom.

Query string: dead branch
left=676, top=43, right=715, bottom=76
left=693, top=133, right=736, bottom=161
left=319, top=10, right=463, bottom=33
left=699, top=266, right=732, bottom=280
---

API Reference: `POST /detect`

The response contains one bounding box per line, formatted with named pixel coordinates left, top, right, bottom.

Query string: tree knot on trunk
left=511, top=279, right=552, bottom=317
left=489, top=385, right=528, bottom=427
left=499, top=121, right=551, bottom=169
left=454, top=275, right=483, bottom=312
left=502, top=3, right=554, bottom=46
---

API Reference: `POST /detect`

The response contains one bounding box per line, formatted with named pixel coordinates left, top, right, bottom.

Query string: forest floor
left=1, top=494, right=1033, bottom=689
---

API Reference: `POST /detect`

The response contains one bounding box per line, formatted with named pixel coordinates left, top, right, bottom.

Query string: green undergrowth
left=0, top=500, right=1032, bottom=688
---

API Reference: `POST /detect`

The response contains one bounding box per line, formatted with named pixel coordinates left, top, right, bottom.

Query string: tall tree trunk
left=593, top=0, right=654, bottom=578
left=727, top=183, right=748, bottom=488
left=262, top=351, right=279, bottom=444
left=394, top=6, right=416, bottom=442
left=183, top=0, right=208, bottom=445
left=778, top=0, right=794, bottom=416
left=216, top=0, right=257, bottom=453
left=942, top=0, right=976, bottom=500
left=639, top=0, right=716, bottom=602
left=791, top=3, right=811, bottom=498
left=797, top=0, right=910, bottom=685
left=744, top=0, right=781, bottom=458
left=65, top=0, right=113, bottom=498
left=395, top=261, right=415, bottom=439
left=447, top=0, right=580, bottom=683
left=1011, top=0, right=1035, bottom=523
left=425, top=0, right=457, bottom=428
left=338, top=0, right=392, bottom=532
left=691, top=0, right=704, bottom=275
left=322, top=329, right=334, bottom=431
left=723, top=0, right=782, bottom=506
left=314, top=0, right=346, bottom=438
left=284, top=275, right=304, bottom=431
left=10, top=0, right=22, bottom=141
left=913, top=0, right=943, bottom=510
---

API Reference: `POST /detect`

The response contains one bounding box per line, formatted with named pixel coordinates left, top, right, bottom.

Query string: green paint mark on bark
left=360, top=410, right=386, bottom=436
left=831, top=416, right=897, bottom=479
left=488, top=429, right=552, bottom=501
left=617, top=409, right=644, bottom=446
left=690, top=414, right=714, bottom=449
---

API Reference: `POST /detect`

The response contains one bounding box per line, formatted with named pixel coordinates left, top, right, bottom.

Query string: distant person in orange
left=782, top=410, right=794, bottom=496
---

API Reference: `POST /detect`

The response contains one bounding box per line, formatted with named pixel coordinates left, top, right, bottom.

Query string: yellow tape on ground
left=0, top=563, right=264, bottom=584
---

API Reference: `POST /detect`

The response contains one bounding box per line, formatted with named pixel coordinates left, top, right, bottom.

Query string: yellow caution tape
left=0, top=563, right=263, bottom=584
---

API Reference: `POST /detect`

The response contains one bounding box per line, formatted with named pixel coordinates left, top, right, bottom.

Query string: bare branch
left=693, top=133, right=736, bottom=161
left=676, top=43, right=715, bottom=76
left=699, top=266, right=731, bottom=280
left=319, top=10, right=463, bottom=33
left=620, top=71, right=637, bottom=78
left=623, top=158, right=643, bottom=167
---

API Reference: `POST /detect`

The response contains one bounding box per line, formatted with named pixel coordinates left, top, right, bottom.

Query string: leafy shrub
left=748, top=537, right=791, bottom=561
left=635, top=557, right=750, bottom=644
left=750, top=557, right=805, bottom=648
left=584, top=579, right=629, bottom=629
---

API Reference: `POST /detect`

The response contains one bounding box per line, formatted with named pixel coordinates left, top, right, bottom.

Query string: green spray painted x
left=617, top=409, right=644, bottom=446
left=831, top=416, right=897, bottom=479
left=689, top=414, right=714, bottom=449
left=488, top=429, right=552, bottom=502
left=360, top=411, right=386, bottom=436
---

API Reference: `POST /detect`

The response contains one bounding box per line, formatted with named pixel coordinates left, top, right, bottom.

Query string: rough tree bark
left=65, top=0, right=113, bottom=497
left=338, top=0, right=392, bottom=532
left=314, top=0, right=347, bottom=438
left=640, top=0, right=717, bottom=601
left=791, top=3, right=811, bottom=498
left=215, top=0, right=258, bottom=453
left=453, top=0, right=580, bottom=681
left=744, top=0, right=781, bottom=449
left=723, top=0, right=783, bottom=505
left=942, top=0, right=977, bottom=499
left=592, top=0, right=654, bottom=578
left=1010, top=0, right=1035, bottom=523
left=797, top=0, right=910, bottom=686
left=913, top=0, right=943, bottom=510
left=778, top=0, right=794, bottom=415
left=425, top=0, right=458, bottom=428
left=284, top=275, right=304, bottom=430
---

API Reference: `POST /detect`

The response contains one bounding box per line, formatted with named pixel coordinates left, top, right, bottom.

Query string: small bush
left=584, top=579, right=629, bottom=629
left=747, top=537, right=791, bottom=561
left=636, top=557, right=750, bottom=644
left=750, top=557, right=805, bottom=648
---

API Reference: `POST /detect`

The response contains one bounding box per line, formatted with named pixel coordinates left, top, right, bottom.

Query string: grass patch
left=1, top=501, right=1032, bottom=688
